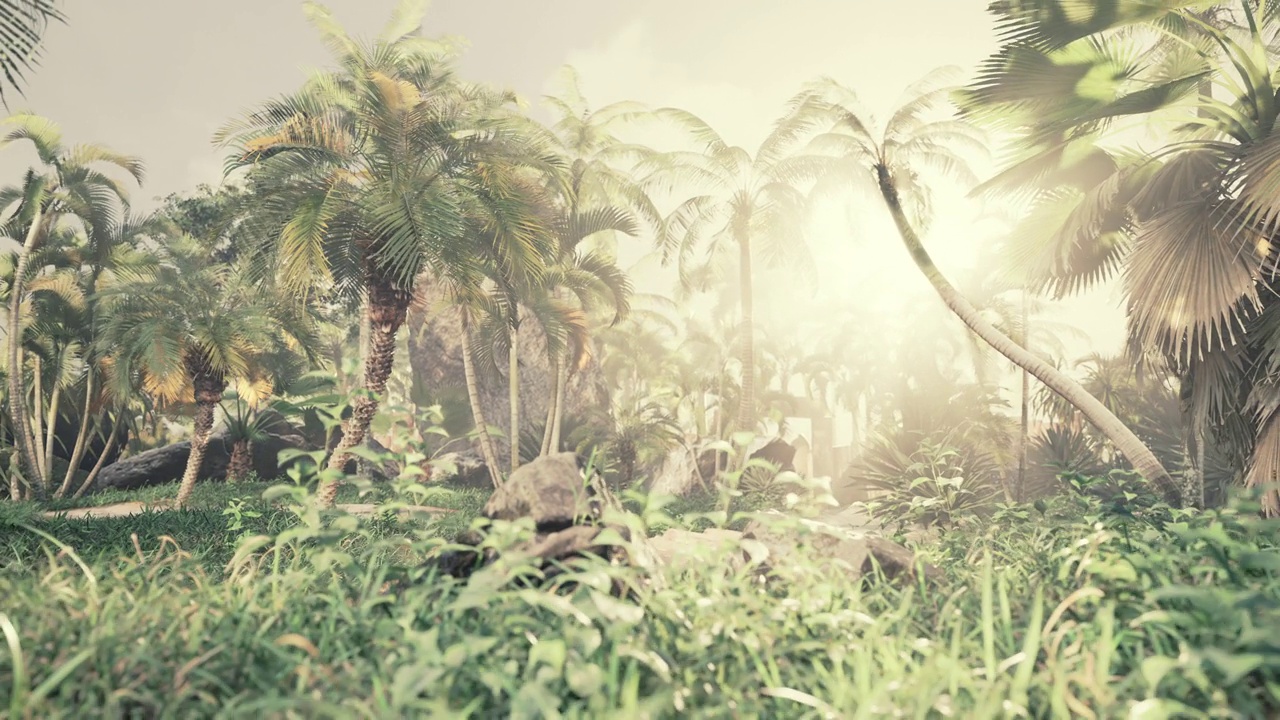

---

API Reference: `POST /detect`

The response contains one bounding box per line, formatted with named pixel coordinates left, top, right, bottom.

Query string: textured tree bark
left=174, top=400, right=218, bottom=508
left=876, top=164, right=1181, bottom=506
left=227, top=438, right=252, bottom=483
left=320, top=280, right=409, bottom=508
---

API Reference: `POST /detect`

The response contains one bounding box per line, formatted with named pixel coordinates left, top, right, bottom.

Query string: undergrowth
left=0, top=466, right=1277, bottom=718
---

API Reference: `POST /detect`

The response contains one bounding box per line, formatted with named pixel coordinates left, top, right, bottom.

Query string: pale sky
left=0, top=0, right=1127, bottom=377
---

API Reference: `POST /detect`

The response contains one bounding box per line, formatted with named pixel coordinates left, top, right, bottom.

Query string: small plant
left=863, top=439, right=998, bottom=530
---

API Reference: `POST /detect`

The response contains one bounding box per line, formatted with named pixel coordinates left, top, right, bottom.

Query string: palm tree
left=963, top=0, right=1280, bottom=511
left=219, top=0, right=556, bottom=507
left=641, top=97, right=827, bottom=432
left=797, top=70, right=1183, bottom=506
left=0, top=113, right=143, bottom=499
left=537, top=67, right=652, bottom=456
left=97, top=236, right=315, bottom=508
left=0, top=1, right=63, bottom=106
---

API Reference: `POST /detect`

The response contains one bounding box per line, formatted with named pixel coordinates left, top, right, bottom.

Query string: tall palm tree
left=0, top=113, right=143, bottom=499
left=641, top=98, right=827, bottom=432
left=797, top=70, right=1183, bottom=506
left=0, top=1, right=63, bottom=106
left=538, top=67, right=652, bottom=455
left=97, top=236, right=315, bottom=507
left=963, top=0, right=1280, bottom=510
left=219, top=0, right=556, bottom=506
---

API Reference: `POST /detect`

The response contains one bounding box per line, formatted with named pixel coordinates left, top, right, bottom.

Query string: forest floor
left=0, top=477, right=1275, bottom=717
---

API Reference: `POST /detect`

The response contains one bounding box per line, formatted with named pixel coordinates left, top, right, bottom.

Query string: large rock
left=405, top=282, right=611, bottom=467
left=646, top=513, right=940, bottom=586
left=91, top=416, right=310, bottom=494
left=741, top=511, right=941, bottom=584
left=434, top=452, right=658, bottom=589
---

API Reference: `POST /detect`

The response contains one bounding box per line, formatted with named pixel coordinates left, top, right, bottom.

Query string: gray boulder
left=434, top=452, right=659, bottom=589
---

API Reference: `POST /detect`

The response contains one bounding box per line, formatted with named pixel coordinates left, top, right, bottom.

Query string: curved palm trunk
left=54, top=372, right=97, bottom=499
left=737, top=229, right=756, bottom=432
left=1016, top=289, right=1030, bottom=504
left=876, top=166, right=1181, bottom=506
left=7, top=205, right=47, bottom=500
left=461, top=314, right=502, bottom=488
left=71, top=417, right=122, bottom=499
left=227, top=439, right=252, bottom=483
left=175, top=371, right=226, bottom=508
left=321, top=284, right=409, bottom=508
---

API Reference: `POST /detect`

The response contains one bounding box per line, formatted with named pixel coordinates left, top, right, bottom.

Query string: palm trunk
left=174, top=400, right=217, bottom=508
left=1017, top=289, right=1030, bottom=504
left=461, top=315, right=503, bottom=487
left=737, top=229, right=756, bottom=432
left=227, top=438, right=252, bottom=483
left=540, top=355, right=559, bottom=456
left=30, top=354, right=46, bottom=483
left=321, top=287, right=407, bottom=508
left=71, top=416, right=122, bottom=499
left=6, top=203, right=46, bottom=500
left=54, top=373, right=97, bottom=499
left=42, top=381, right=62, bottom=489
left=876, top=165, right=1181, bottom=506
left=509, top=307, right=521, bottom=473
left=550, top=356, right=568, bottom=453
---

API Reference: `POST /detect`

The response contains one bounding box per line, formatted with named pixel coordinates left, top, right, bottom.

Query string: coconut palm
left=794, top=69, right=1183, bottom=506
left=641, top=96, right=828, bottom=432
left=963, top=0, right=1280, bottom=510
left=97, top=236, right=315, bottom=508
left=0, top=1, right=63, bottom=106
left=219, top=0, right=556, bottom=506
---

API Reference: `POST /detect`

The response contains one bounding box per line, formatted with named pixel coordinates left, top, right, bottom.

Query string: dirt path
left=41, top=501, right=454, bottom=521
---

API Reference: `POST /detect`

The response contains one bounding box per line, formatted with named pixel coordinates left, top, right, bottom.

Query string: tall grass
left=0, top=466, right=1277, bottom=717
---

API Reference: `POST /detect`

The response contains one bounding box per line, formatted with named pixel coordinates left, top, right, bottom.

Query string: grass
left=0, top=471, right=1278, bottom=718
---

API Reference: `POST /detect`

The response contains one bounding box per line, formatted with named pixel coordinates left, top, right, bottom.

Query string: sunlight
left=5, top=2, right=1277, bottom=714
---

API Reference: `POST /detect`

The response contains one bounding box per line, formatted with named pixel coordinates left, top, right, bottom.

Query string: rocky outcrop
left=405, top=281, right=611, bottom=467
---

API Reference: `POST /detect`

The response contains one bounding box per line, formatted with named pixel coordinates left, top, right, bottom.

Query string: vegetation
left=2, top=0, right=1280, bottom=716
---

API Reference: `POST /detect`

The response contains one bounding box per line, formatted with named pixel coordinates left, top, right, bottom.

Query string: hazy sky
left=0, top=0, right=1126, bottom=355
left=4, top=0, right=996, bottom=203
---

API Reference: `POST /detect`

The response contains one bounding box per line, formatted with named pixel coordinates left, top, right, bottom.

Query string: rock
left=648, top=446, right=710, bottom=498
left=91, top=420, right=311, bottom=494
left=647, top=528, right=746, bottom=571
left=405, top=282, right=612, bottom=467
left=433, top=449, right=493, bottom=488
left=642, top=512, right=940, bottom=586
left=741, top=511, right=941, bottom=585
left=432, top=452, right=659, bottom=591
left=481, top=452, right=588, bottom=530
left=750, top=438, right=797, bottom=473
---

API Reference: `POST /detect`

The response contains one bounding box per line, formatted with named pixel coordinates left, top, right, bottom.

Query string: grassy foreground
left=0, top=475, right=1278, bottom=718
